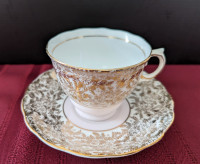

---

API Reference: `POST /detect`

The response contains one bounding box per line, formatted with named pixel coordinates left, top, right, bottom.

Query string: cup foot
left=63, top=98, right=130, bottom=131
left=70, top=98, right=123, bottom=121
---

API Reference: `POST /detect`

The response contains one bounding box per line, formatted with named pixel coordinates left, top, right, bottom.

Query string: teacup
left=46, top=28, right=165, bottom=121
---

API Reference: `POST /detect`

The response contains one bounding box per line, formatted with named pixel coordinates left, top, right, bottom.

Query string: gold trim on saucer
left=21, top=99, right=174, bottom=157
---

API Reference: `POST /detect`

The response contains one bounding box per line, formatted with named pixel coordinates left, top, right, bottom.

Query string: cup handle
left=141, top=48, right=166, bottom=79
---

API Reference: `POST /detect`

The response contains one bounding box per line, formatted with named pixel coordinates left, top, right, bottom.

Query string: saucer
left=21, top=69, right=174, bottom=158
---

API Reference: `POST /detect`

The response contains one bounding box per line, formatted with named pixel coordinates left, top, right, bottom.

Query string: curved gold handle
left=141, top=48, right=166, bottom=79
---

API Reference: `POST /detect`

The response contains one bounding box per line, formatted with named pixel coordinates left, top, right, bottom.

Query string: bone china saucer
left=21, top=69, right=174, bottom=158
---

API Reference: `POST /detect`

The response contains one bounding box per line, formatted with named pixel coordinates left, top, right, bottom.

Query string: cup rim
left=46, top=28, right=152, bottom=72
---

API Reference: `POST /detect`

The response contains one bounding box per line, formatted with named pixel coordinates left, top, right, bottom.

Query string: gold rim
left=46, top=35, right=152, bottom=72
left=21, top=69, right=175, bottom=157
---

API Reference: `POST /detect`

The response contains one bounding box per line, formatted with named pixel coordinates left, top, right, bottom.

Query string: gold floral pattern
left=21, top=69, right=174, bottom=158
left=52, top=60, right=147, bottom=108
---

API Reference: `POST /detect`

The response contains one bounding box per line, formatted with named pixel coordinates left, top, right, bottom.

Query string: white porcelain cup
left=46, top=28, right=166, bottom=121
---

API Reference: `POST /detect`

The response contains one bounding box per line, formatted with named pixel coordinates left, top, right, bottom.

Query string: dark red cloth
left=0, top=65, right=200, bottom=164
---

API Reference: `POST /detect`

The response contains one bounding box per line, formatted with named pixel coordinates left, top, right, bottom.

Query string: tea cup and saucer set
left=21, top=28, right=174, bottom=158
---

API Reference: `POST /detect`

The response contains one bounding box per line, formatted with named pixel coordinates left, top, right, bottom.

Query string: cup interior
left=47, top=28, right=152, bottom=70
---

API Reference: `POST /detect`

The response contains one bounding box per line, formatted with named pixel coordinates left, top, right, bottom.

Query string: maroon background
left=0, top=65, right=200, bottom=163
